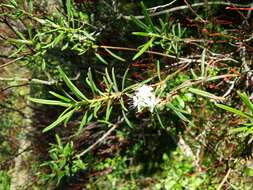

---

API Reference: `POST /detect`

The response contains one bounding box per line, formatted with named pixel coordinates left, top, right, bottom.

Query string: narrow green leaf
left=13, top=28, right=27, bottom=40
left=79, top=111, right=88, bottom=131
left=43, top=109, right=75, bottom=132
left=87, top=113, right=93, bottom=123
left=123, top=77, right=153, bottom=92
left=139, top=77, right=153, bottom=85
left=66, top=0, right=73, bottom=21
left=238, top=92, right=253, bottom=114
left=28, top=97, right=71, bottom=107
left=122, top=110, right=133, bottom=128
left=80, top=30, right=95, bottom=41
left=58, top=106, right=74, bottom=119
left=167, top=103, right=194, bottom=126
left=103, top=76, right=112, bottom=93
left=85, top=77, right=95, bottom=95
left=55, top=134, right=62, bottom=147
left=61, top=42, right=69, bottom=50
left=105, top=68, right=116, bottom=92
left=132, top=32, right=160, bottom=38
left=189, top=88, right=224, bottom=100
left=58, top=67, right=88, bottom=100
left=132, top=36, right=155, bottom=60
left=105, top=48, right=126, bottom=62
left=105, top=99, right=112, bottom=121
left=120, top=97, right=128, bottom=112
left=190, top=68, right=198, bottom=79
left=95, top=53, right=109, bottom=65
left=130, top=15, right=149, bottom=31
left=64, top=106, right=76, bottom=127
left=216, top=104, right=253, bottom=120
left=175, top=96, right=185, bottom=108
left=62, top=90, right=76, bottom=102
left=27, top=23, right=33, bottom=39
left=140, top=1, right=155, bottom=32
left=231, top=126, right=249, bottom=133
left=155, top=108, right=164, bottom=128
left=28, top=0, right=33, bottom=13
left=87, top=68, right=103, bottom=95
left=52, top=32, right=65, bottom=47
left=156, top=60, right=161, bottom=81
left=97, top=120, right=113, bottom=127
left=93, top=103, right=102, bottom=118
left=121, top=67, right=129, bottom=90
left=111, top=67, right=119, bottom=92
left=10, top=0, right=18, bottom=7
left=9, top=45, right=25, bottom=58
left=168, top=102, right=190, bottom=115
left=8, top=38, right=33, bottom=45
left=132, top=32, right=151, bottom=37
left=245, top=129, right=253, bottom=136
left=49, top=91, right=71, bottom=102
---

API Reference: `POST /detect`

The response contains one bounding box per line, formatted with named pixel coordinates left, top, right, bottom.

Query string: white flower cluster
left=133, top=85, right=159, bottom=113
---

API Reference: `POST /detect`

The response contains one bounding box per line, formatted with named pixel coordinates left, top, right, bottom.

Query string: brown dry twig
left=0, top=56, right=24, bottom=69
left=122, top=2, right=252, bottom=20
left=75, top=117, right=124, bottom=158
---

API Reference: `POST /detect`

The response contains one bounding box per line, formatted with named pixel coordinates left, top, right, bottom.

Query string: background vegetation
left=0, top=0, right=253, bottom=189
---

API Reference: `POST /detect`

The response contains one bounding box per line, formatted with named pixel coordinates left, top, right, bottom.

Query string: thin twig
left=76, top=117, right=124, bottom=158
left=0, top=77, right=57, bottom=85
left=0, top=56, right=24, bottom=69
left=122, top=2, right=251, bottom=20
left=183, top=0, right=206, bottom=23
left=0, top=72, right=80, bottom=85
left=0, top=145, right=32, bottom=170
left=162, top=74, right=238, bottom=103
left=98, top=45, right=195, bottom=62
left=98, top=45, right=238, bottom=64
left=1, top=83, right=29, bottom=92
left=147, top=0, right=177, bottom=12
left=217, top=168, right=232, bottom=190
left=222, top=79, right=237, bottom=98
left=245, top=4, right=253, bottom=23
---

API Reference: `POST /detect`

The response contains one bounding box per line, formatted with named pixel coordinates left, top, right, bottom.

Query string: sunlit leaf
left=105, top=99, right=112, bottom=121
left=189, top=88, right=224, bottom=100
left=140, top=1, right=155, bottom=32
left=49, top=91, right=71, bottom=102
left=28, top=97, right=71, bottom=107
left=58, top=67, right=88, bottom=101
left=111, top=67, right=119, bottom=92
left=105, top=48, right=126, bottom=62
left=121, top=67, right=129, bottom=91
left=155, top=108, right=164, bottom=128
left=238, top=92, right=253, bottom=114
left=122, top=110, right=133, bottom=128
left=132, top=36, right=155, bottom=60
left=216, top=104, right=253, bottom=120
left=43, top=109, right=75, bottom=132
left=167, top=102, right=194, bottom=126
left=130, top=15, right=149, bottom=32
